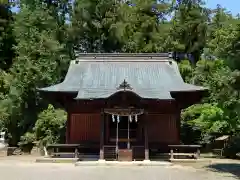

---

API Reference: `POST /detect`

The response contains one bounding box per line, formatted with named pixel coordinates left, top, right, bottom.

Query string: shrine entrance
left=108, top=114, right=139, bottom=149
left=103, top=108, right=145, bottom=161
left=101, top=80, right=147, bottom=161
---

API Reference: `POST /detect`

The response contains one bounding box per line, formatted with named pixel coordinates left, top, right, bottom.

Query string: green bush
left=18, top=132, right=36, bottom=153
left=19, top=132, right=36, bottom=145
left=181, top=103, right=227, bottom=144
left=34, top=104, right=67, bottom=147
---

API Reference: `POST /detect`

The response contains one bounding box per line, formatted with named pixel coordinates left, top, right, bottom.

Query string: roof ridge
left=74, top=52, right=172, bottom=57
left=73, top=52, right=173, bottom=63
left=72, top=59, right=173, bottom=64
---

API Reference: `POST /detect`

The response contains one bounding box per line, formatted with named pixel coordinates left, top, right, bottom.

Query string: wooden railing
left=103, top=145, right=117, bottom=161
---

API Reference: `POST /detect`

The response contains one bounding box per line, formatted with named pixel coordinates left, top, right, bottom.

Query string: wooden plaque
left=118, top=149, right=132, bottom=161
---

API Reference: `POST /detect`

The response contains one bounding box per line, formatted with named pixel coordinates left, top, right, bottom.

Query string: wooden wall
left=67, top=113, right=101, bottom=144
left=66, top=112, right=179, bottom=145
left=66, top=98, right=180, bottom=145
left=146, top=114, right=179, bottom=144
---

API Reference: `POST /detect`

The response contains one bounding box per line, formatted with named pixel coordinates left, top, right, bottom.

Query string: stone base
left=0, top=149, right=7, bottom=157
left=36, top=157, right=173, bottom=166
left=169, top=158, right=207, bottom=163
left=36, top=157, right=78, bottom=163
left=75, top=160, right=172, bottom=166
left=31, top=147, right=41, bottom=156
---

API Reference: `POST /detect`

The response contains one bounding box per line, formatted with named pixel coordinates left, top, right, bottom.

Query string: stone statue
left=0, top=132, right=7, bottom=150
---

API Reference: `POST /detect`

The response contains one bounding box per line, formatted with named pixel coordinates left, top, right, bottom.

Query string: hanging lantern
left=135, top=115, right=138, bottom=122
left=112, top=114, right=115, bottom=122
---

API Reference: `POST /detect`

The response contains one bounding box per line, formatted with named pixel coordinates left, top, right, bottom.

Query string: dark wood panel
left=68, top=101, right=104, bottom=113
left=68, top=113, right=101, bottom=143
left=146, top=114, right=179, bottom=144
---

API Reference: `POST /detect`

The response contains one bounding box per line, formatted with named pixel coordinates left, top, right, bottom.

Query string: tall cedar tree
left=5, top=2, right=69, bottom=145
left=71, top=0, right=124, bottom=52
left=116, top=0, right=171, bottom=53
left=0, top=3, right=15, bottom=70
left=171, top=0, right=209, bottom=64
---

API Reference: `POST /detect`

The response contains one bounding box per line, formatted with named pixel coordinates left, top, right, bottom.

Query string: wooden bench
left=47, top=144, right=79, bottom=158
left=168, top=145, right=201, bottom=160
left=212, top=148, right=224, bottom=157
left=47, top=142, right=100, bottom=159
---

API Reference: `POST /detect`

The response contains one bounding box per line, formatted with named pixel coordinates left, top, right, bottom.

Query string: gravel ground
left=0, top=160, right=237, bottom=180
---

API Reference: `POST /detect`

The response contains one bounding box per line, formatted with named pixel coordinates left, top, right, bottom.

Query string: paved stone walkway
left=0, top=160, right=237, bottom=180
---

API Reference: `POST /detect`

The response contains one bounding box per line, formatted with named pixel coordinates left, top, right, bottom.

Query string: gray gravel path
left=0, top=160, right=237, bottom=180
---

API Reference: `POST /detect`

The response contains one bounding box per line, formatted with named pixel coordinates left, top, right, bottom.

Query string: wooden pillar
left=99, top=110, right=105, bottom=160
left=65, top=97, right=70, bottom=144
left=176, top=102, right=181, bottom=144
left=176, top=112, right=181, bottom=144
left=66, top=113, right=71, bottom=143
left=144, top=112, right=149, bottom=160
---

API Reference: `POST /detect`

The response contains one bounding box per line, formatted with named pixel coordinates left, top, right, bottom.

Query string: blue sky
left=205, top=0, right=239, bottom=15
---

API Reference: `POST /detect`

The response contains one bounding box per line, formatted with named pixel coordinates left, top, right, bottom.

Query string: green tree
left=209, top=4, right=234, bottom=35
left=0, top=2, right=15, bottom=70
left=181, top=103, right=227, bottom=144
left=71, top=0, right=172, bottom=53
left=180, top=59, right=240, bottom=144
left=223, top=24, right=240, bottom=70
left=71, top=0, right=124, bottom=52
left=115, top=0, right=171, bottom=52
left=205, top=5, right=240, bottom=61
left=178, top=59, right=193, bottom=82
left=1, top=2, right=69, bottom=145
left=170, top=0, right=209, bottom=63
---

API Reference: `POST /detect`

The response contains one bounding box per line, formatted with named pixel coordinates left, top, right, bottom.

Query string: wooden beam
left=104, top=108, right=144, bottom=116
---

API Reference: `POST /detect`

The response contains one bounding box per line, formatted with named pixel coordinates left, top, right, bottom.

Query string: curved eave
left=74, top=89, right=174, bottom=100
left=170, top=83, right=208, bottom=93
left=36, top=83, right=78, bottom=93
left=74, top=85, right=208, bottom=100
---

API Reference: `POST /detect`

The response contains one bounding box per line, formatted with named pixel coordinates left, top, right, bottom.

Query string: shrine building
left=39, top=53, right=206, bottom=161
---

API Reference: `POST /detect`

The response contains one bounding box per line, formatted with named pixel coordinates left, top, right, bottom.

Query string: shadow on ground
left=206, top=163, right=240, bottom=178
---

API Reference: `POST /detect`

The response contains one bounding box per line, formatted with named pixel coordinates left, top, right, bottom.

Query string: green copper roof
left=39, top=53, right=207, bottom=99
